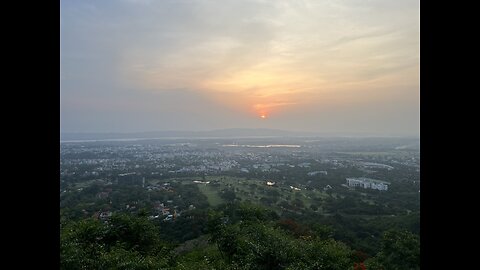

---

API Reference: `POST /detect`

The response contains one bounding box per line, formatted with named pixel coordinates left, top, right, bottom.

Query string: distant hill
left=60, top=128, right=321, bottom=141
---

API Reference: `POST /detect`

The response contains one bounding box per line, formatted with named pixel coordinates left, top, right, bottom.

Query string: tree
left=220, top=188, right=236, bottom=202
left=310, top=224, right=334, bottom=240
left=60, top=213, right=173, bottom=269
left=60, top=218, right=105, bottom=269
left=365, top=229, right=420, bottom=270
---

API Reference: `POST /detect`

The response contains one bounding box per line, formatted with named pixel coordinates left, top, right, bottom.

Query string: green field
left=196, top=183, right=224, bottom=207
left=170, top=175, right=335, bottom=214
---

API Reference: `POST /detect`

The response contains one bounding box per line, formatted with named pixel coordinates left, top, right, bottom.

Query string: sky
left=60, top=0, right=419, bottom=136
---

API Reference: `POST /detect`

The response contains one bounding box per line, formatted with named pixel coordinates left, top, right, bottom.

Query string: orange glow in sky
left=61, top=0, right=420, bottom=135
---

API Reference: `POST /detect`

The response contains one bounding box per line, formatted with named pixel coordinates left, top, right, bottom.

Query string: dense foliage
left=61, top=203, right=419, bottom=269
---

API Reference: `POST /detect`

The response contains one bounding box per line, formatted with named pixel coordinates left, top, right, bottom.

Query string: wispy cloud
left=61, top=0, right=419, bottom=134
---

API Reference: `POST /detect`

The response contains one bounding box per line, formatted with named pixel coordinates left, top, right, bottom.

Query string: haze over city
left=60, top=0, right=419, bottom=136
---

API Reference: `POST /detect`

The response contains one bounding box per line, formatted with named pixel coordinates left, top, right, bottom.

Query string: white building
left=289, top=186, right=301, bottom=191
left=346, top=177, right=390, bottom=191
left=307, top=171, right=328, bottom=176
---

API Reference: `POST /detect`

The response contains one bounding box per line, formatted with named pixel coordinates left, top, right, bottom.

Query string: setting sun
left=260, top=115, right=266, bottom=119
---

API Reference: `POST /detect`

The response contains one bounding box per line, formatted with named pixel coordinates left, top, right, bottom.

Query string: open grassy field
left=169, top=175, right=335, bottom=214
left=146, top=175, right=349, bottom=215
left=196, top=183, right=224, bottom=207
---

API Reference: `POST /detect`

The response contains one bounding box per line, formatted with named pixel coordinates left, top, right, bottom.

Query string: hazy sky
left=61, top=0, right=419, bottom=135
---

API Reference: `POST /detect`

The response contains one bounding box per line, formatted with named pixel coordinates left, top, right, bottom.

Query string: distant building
left=99, top=211, right=112, bottom=220
left=266, top=181, right=276, bottom=186
left=346, top=177, right=390, bottom=191
left=360, top=162, right=394, bottom=170
left=289, top=186, right=301, bottom=191
left=298, top=162, right=311, bottom=168
left=193, top=180, right=210, bottom=184
left=307, top=171, right=328, bottom=176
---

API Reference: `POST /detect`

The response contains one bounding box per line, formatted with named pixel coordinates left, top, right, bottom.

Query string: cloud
left=60, top=0, right=419, bottom=134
